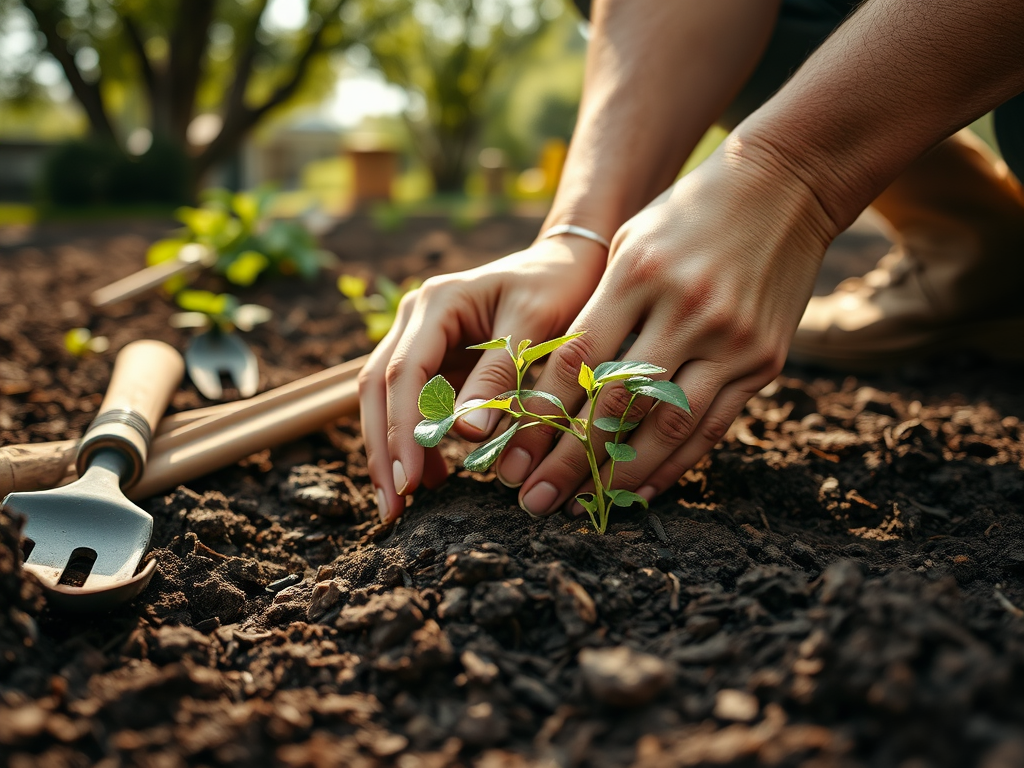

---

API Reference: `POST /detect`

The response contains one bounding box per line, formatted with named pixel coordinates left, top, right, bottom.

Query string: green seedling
left=413, top=333, right=690, bottom=534
left=64, top=327, right=109, bottom=357
left=146, top=187, right=336, bottom=290
left=169, top=289, right=272, bottom=333
left=339, top=274, right=421, bottom=342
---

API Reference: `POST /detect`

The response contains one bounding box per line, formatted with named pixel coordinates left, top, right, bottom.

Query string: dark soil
left=1, top=215, right=1023, bottom=768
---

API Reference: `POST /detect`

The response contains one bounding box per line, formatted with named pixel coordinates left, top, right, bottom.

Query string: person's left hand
left=493, top=143, right=837, bottom=516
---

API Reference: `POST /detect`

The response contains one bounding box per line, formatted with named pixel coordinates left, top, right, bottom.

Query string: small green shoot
left=413, top=333, right=690, bottom=534
left=64, top=328, right=109, bottom=357
left=170, top=289, right=272, bottom=334
left=339, top=274, right=421, bottom=342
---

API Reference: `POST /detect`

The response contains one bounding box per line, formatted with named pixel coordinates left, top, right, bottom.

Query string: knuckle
left=384, top=355, right=409, bottom=388
left=698, top=411, right=735, bottom=447
left=650, top=403, right=697, bottom=447
left=596, top=383, right=642, bottom=423
left=548, top=334, right=601, bottom=388
left=472, top=362, right=515, bottom=395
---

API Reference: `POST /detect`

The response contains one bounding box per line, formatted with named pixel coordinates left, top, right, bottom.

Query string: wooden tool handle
left=0, top=354, right=368, bottom=497
left=90, top=252, right=204, bottom=308
left=0, top=440, right=78, bottom=499
left=129, top=364, right=363, bottom=499
left=77, top=340, right=185, bottom=488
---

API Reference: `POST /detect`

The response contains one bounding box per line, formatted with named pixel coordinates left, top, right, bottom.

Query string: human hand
left=495, top=142, right=838, bottom=517
left=359, top=237, right=607, bottom=523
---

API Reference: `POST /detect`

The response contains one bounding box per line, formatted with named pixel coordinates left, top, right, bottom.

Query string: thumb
left=452, top=341, right=521, bottom=440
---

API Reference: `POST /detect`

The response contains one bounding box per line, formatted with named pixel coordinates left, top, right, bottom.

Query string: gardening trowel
left=2, top=340, right=184, bottom=611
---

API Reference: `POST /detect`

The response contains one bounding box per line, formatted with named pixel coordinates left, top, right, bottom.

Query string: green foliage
left=37, top=139, right=189, bottom=207
left=64, top=328, right=109, bottom=357
left=367, top=0, right=552, bottom=192
left=150, top=188, right=336, bottom=288
left=414, top=332, right=691, bottom=534
left=170, top=289, right=272, bottom=334
left=339, top=273, right=421, bottom=342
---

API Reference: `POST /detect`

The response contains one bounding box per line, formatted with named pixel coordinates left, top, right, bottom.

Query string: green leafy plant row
left=414, top=333, right=690, bottom=534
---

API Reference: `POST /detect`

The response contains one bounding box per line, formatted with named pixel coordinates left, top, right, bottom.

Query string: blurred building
left=241, top=116, right=343, bottom=189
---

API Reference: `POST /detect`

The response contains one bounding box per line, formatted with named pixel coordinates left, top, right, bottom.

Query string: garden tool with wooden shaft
left=2, top=340, right=184, bottom=611
left=790, top=130, right=1024, bottom=369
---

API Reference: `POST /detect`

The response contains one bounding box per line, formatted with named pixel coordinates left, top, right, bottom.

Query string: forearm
left=735, top=0, right=1024, bottom=236
left=543, top=0, right=781, bottom=240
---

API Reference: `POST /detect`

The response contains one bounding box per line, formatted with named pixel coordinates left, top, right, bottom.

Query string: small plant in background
left=64, top=328, right=110, bottom=357
left=339, top=274, right=422, bottom=342
left=169, top=290, right=273, bottom=334
left=414, top=333, right=690, bottom=534
left=146, top=187, right=337, bottom=290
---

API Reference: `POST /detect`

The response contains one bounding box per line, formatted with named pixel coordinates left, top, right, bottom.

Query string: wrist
left=721, top=127, right=845, bottom=245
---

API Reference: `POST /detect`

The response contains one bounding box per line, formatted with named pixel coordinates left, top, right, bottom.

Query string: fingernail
left=521, top=481, right=559, bottom=517
left=393, top=460, right=408, bottom=495
left=461, top=408, right=493, bottom=434
left=497, top=447, right=531, bottom=488
left=376, top=487, right=390, bottom=524
left=638, top=485, right=657, bottom=502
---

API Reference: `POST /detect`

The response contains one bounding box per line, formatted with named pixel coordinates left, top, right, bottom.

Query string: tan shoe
left=790, top=130, right=1024, bottom=370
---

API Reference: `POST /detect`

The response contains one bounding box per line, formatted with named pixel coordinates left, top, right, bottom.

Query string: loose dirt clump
left=1, top=218, right=1023, bottom=767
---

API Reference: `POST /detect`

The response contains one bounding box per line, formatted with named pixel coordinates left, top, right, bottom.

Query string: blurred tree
left=1, top=0, right=383, bottom=187
left=367, top=0, right=550, bottom=193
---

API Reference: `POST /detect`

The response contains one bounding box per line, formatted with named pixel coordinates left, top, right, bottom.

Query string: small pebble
left=266, top=573, right=303, bottom=594
left=713, top=689, right=760, bottom=722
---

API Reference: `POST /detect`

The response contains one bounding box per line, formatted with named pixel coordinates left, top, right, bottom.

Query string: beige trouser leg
left=790, top=130, right=1024, bottom=369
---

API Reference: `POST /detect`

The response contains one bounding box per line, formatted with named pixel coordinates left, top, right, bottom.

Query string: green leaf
left=455, top=397, right=515, bottom=417
left=375, top=275, right=403, bottom=307
left=418, top=375, right=456, bottom=420
left=593, top=417, right=640, bottom=433
left=515, top=338, right=532, bottom=364
left=605, top=489, right=648, bottom=509
left=177, top=206, right=229, bottom=238
left=578, top=362, right=594, bottom=393
left=232, top=192, right=260, bottom=228
left=146, top=238, right=189, bottom=266
left=516, top=389, right=567, bottom=414
left=467, top=335, right=513, bottom=355
left=225, top=250, right=270, bottom=286
left=338, top=274, right=368, bottom=299
left=463, top=423, right=520, bottom=471
left=605, top=442, right=637, bottom=462
left=414, top=415, right=456, bottom=448
left=576, top=493, right=598, bottom=515
left=365, top=313, right=396, bottom=342
left=624, top=377, right=691, bottom=412
left=176, top=289, right=235, bottom=317
left=521, top=331, right=585, bottom=364
left=593, top=360, right=666, bottom=384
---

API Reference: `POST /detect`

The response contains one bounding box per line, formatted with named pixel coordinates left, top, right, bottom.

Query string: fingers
left=359, top=298, right=416, bottom=524
left=610, top=373, right=758, bottom=497
left=384, top=284, right=472, bottom=505
left=495, top=290, right=640, bottom=491
left=517, top=320, right=688, bottom=516
left=452, top=317, right=535, bottom=442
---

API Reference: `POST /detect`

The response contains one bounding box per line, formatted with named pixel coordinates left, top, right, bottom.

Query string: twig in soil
left=667, top=571, right=681, bottom=613
left=908, top=498, right=951, bottom=519
left=994, top=584, right=1024, bottom=619
left=266, top=573, right=303, bottom=593
left=759, top=509, right=772, bottom=532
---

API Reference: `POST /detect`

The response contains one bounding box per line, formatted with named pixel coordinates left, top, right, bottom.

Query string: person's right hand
left=359, top=236, right=607, bottom=524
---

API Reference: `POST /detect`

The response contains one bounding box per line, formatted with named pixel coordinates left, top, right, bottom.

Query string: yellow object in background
left=539, top=138, right=568, bottom=195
